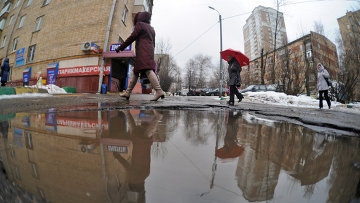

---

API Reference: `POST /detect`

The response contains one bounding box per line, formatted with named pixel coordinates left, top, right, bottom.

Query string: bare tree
left=184, top=54, right=213, bottom=90
left=336, top=31, right=360, bottom=102
left=155, top=39, right=179, bottom=92
left=270, top=0, right=287, bottom=84
left=313, top=21, right=325, bottom=35
left=185, top=59, right=197, bottom=91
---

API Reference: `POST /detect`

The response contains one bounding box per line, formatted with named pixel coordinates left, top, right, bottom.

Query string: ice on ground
left=0, top=93, right=52, bottom=100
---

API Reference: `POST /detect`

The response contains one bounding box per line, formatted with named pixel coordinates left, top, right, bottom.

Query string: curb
left=0, top=87, right=48, bottom=95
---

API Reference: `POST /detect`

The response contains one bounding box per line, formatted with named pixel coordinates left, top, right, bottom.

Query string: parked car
left=205, top=88, right=229, bottom=96
left=240, top=84, right=278, bottom=93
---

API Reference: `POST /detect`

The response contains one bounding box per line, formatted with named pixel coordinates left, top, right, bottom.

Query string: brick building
left=243, top=5, right=288, bottom=61
left=242, top=32, right=339, bottom=95
left=0, top=0, right=153, bottom=93
left=337, top=10, right=360, bottom=101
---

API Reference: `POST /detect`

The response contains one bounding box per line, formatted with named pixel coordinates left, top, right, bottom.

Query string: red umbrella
left=220, top=49, right=249, bottom=66
left=215, top=144, right=244, bottom=159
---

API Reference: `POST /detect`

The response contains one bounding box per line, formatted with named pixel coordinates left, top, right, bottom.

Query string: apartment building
left=337, top=9, right=360, bottom=101
left=243, top=5, right=288, bottom=61
left=243, top=32, right=339, bottom=95
left=337, top=9, right=360, bottom=52
left=0, top=0, right=153, bottom=93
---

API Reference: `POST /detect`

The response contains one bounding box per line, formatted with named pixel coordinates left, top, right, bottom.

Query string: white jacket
left=317, top=63, right=330, bottom=91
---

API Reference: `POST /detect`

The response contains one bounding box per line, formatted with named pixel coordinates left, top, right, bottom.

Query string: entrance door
left=111, top=59, right=129, bottom=92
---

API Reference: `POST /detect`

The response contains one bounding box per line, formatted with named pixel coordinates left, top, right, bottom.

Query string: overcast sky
left=151, top=0, right=359, bottom=68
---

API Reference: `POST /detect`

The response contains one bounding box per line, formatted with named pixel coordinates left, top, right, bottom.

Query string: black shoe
left=238, top=94, right=243, bottom=102
left=228, top=101, right=234, bottom=106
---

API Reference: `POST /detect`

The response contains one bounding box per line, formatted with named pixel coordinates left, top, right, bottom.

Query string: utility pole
left=209, top=6, right=223, bottom=98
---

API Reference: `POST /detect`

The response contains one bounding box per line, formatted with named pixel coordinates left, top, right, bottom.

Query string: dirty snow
left=222, top=91, right=360, bottom=114
left=27, top=84, right=67, bottom=94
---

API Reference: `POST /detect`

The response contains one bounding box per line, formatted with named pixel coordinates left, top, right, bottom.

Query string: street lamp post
left=209, top=6, right=223, bottom=98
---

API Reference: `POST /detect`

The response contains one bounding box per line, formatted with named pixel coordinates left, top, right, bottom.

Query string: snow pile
left=220, top=91, right=360, bottom=113
left=28, top=84, right=67, bottom=94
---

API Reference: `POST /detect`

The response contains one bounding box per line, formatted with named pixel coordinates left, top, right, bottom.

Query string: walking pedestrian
left=227, top=56, right=243, bottom=106
left=317, top=63, right=331, bottom=109
left=0, top=58, right=10, bottom=87
left=116, top=11, right=165, bottom=101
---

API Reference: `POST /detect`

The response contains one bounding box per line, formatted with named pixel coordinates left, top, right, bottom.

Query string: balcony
left=0, top=2, right=12, bottom=19
left=132, top=0, right=150, bottom=19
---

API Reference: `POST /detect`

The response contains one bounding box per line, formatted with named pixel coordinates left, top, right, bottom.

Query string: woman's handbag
left=324, top=77, right=332, bottom=87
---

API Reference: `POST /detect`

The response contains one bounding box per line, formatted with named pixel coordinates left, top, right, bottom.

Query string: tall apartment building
left=0, top=0, right=153, bottom=93
left=242, top=32, right=339, bottom=95
left=337, top=9, right=360, bottom=101
left=337, top=9, right=360, bottom=51
left=243, top=6, right=288, bottom=60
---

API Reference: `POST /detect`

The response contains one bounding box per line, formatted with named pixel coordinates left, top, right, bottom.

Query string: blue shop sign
left=23, top=67, right=31, bottom=83
left=47, top=63, right=59, bottom=75
left=110, top=43, right=131, bottom=52
left=47, top=68, right=56, bottom=85
left=15, top=48, right=26, bottom=68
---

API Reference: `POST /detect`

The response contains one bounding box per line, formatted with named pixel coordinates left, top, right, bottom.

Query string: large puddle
left=0, top=109, right=359, bottom=203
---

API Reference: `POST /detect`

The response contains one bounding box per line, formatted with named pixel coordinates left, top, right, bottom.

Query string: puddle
left=0, top=109, right=359, bottom=203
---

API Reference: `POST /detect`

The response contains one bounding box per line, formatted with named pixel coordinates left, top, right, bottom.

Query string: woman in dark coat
left=116, top=11, right=165, bottom=101
left=227, top=56, right=243, bottom=106
left=1, top=58, right=10, bottom=86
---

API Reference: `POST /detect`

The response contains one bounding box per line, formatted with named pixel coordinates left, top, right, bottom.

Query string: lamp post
left=209, top=6, right=223, bottom=98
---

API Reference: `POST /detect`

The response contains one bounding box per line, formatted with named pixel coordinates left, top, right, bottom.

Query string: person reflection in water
left=216, top=111, right=244, bottom=160
left=112, top=109, right=163, bottom=203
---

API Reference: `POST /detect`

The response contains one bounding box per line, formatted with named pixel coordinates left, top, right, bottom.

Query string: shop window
left=27, top=44, right=36, bottom=62
left=122, top=6, right=128, bottom=24
left=8, top=15, right=14, bottom=26
left=42, top=0, right=51, bottom=6
left=26, top=0, right=33, bottom=7
left=1, top=35, right=6, bottom=48
left=34, top=16, right=44, bottom=32
left=12, top=37, right=18, bottom=51
left=18, top=15, right=26, bottom=28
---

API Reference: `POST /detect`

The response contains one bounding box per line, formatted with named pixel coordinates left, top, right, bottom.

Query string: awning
left=103, top=51, right=135, bottom=58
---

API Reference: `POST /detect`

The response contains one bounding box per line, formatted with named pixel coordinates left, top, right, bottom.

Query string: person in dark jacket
left=227, top=56, right=243, bottom=106
left=0, top=58, right=10, bottom=86
left=317, top=63, right=331, bottom=109
left=116, top=12, right=165, bottom=101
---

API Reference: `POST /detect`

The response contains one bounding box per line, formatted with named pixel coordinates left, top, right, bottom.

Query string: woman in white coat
left=317, top=63, right=331, bottom=109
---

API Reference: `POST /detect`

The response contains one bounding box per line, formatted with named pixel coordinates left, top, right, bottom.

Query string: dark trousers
left=319, top=90, right=331, bottom=109
left=229, top=85, right=243, bottom=102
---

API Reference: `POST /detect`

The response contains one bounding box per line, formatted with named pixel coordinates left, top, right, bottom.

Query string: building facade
left=0, top=0, right=153, bottom=93
left=337, top=10, right=360, bottom=101
left=337, top=9, right=360, bottom=52
left=242, top=32, right=339, bottom=95
left=243, top=5, right=288, bottom=61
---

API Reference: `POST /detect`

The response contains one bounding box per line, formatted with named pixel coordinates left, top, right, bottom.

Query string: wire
left=174, top=22, right=218, bottom=58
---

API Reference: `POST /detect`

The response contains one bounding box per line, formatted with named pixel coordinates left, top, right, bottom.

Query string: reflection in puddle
left=0, top=109, right=359, bottom=203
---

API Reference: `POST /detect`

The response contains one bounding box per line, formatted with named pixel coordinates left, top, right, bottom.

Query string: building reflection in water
left=0, top=109, right=358, bottom=203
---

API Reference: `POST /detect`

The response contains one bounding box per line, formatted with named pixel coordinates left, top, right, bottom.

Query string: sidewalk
left=0, top=86, right=48, bottom=95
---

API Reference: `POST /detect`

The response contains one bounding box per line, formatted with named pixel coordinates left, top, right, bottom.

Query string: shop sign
left=110, top=43, right=131, bottom=52
left=56, top=118, right=109, bottom=130
left=90, top=43, right=99, bottom=53
left=107, top=145, right=128, bottom=153
left=15, top=48, right=25, bottom=68
left=57, top=65, right=110, bottom=77
left=47, top=69, right=56, bottom=85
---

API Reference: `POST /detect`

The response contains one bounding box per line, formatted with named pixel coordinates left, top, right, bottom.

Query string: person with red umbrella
left=226, top=55, right=244, bottom=106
